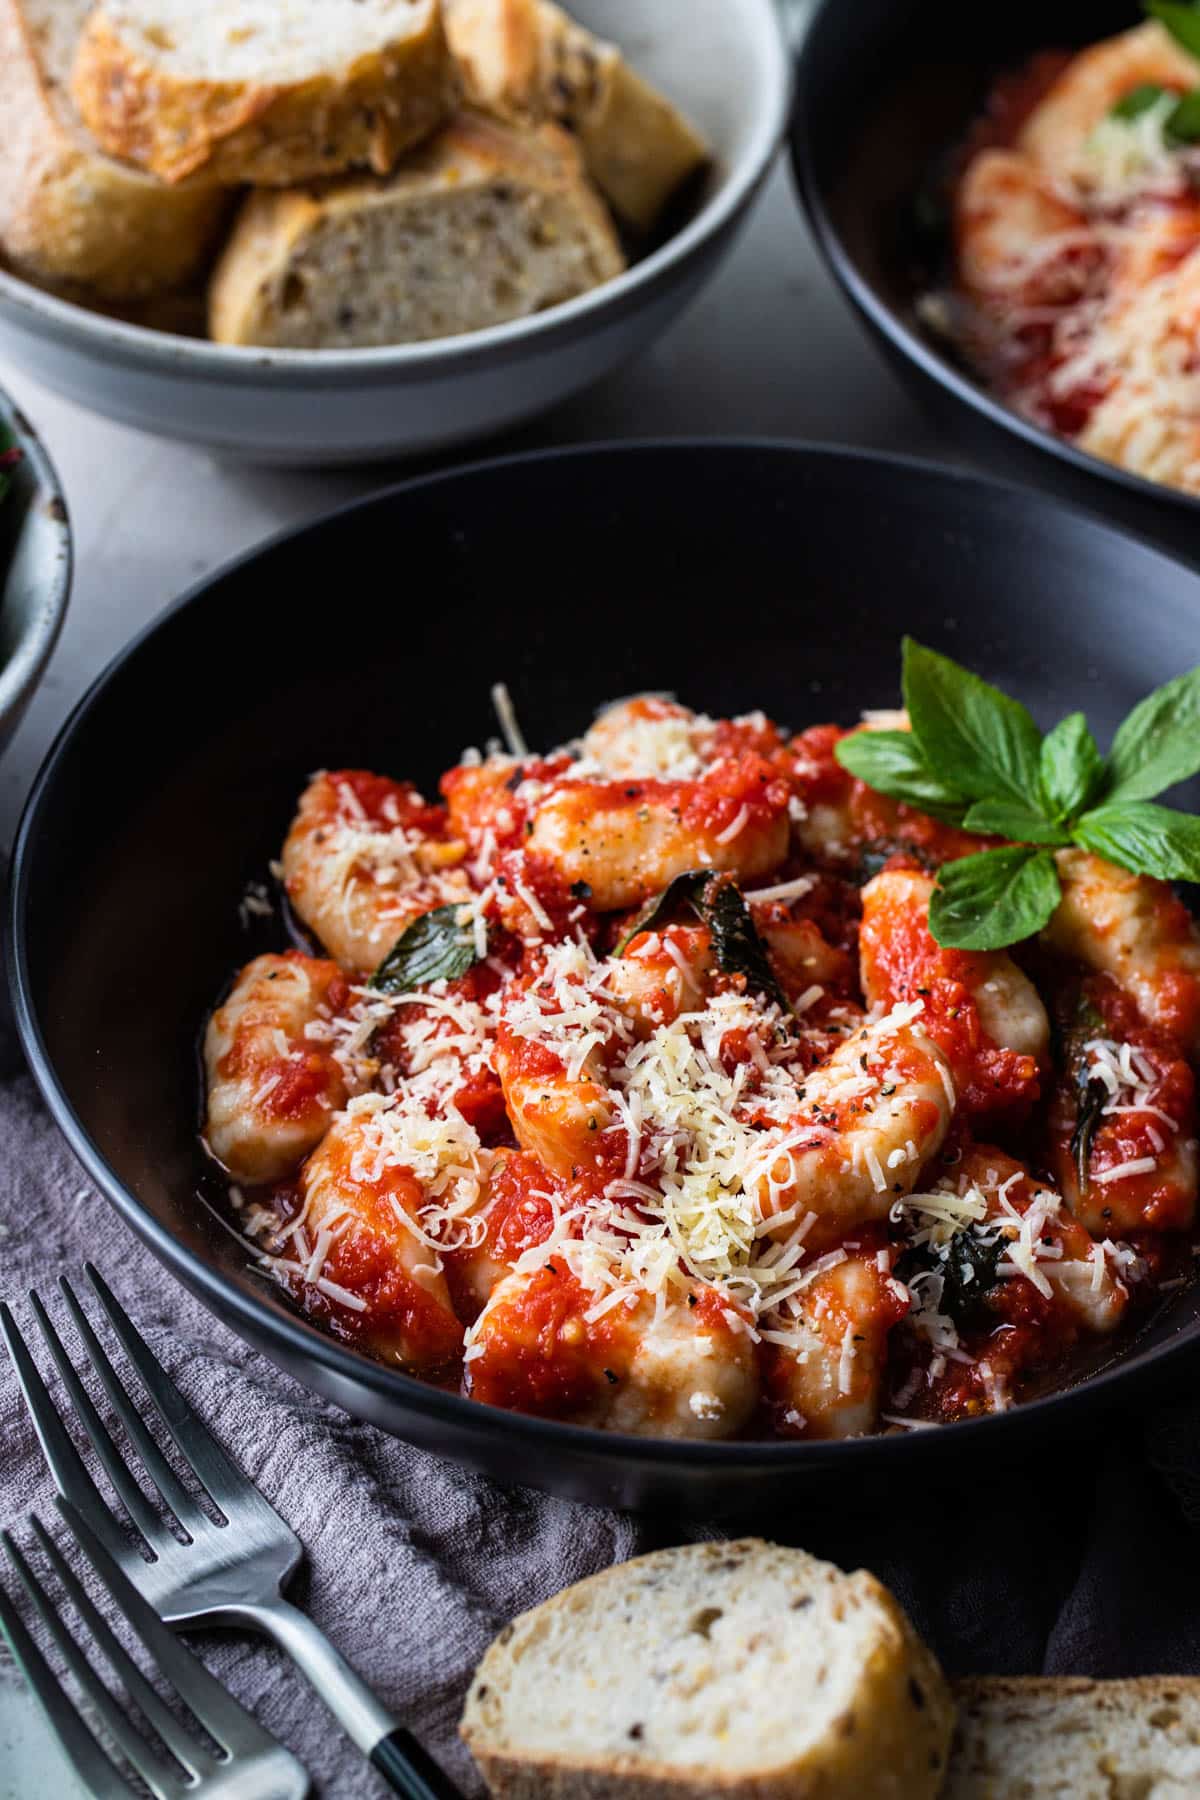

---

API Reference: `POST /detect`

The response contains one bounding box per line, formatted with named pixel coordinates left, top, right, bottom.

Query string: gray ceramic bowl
left=0, top=0, right=790, bottom=465
left=0, top=389, right=70, bottom=759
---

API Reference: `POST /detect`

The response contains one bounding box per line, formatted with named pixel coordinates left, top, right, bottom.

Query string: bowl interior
left=0, top=398, right=70, bottom=751
left=14, top=443, right=1200, bottom=1491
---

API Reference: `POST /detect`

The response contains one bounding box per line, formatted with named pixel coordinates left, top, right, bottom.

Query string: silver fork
left=0, top=1502, right=309, bottom=1798
left=0, top=1266, right=462, bottom=1800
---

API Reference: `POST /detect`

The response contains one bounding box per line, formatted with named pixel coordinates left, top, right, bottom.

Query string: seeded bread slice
left=0, top=0, right=228, bottom=299
left=208, top=110, right=624, bottom=349
left=459, top=1539, right=955, bottom=1800
left=443, top=0, right=708, bottom=231
left=945, top=1676, right=1200, bottom=1798
left=69, top=0, right=455, bottom=186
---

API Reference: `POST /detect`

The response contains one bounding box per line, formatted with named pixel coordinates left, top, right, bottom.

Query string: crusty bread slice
left=945, top=1676, right=1200, bottom=1798
left=207, top=111, right=625, bottom=349
left=69, top=0, right=456, bottom=187
left=443, top=0, right=709, bottom=231
left=459, top=1539, right=955, bottom=1800
left=0, top=0, right=228, bottom=299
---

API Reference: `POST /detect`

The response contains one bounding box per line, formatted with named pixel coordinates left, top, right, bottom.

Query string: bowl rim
left=10, top=436, right=1200, bottom=1474
left=0, top=387, right=72, bottom=733
left=789, top=0, right=1200, bottom=519
left=0, top=0, right=791, bottom=389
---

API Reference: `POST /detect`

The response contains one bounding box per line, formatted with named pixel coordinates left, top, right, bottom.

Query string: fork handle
left=235, top=1594, right=461, bottom=1799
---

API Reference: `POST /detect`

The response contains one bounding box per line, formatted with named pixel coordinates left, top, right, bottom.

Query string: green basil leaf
left=895, top=1230, right=1005, bottom=1331
left=960, top=799, right=1071, bottom=845
left=1075, top=800, right=1200, bottom=881
left=1039, top=711, right=1106, bottom=822
left=833, top=729, right=970, bottom=822
left=1107, top=664, right=1200, bottom=802
left=1147, top=0, right=1200, bottom=61
left=1167, top=87, right=1200, bottom=140
left=902, top=638, right=1044, bottom=806
left=699, top=876, right=789, bottom=1010
left=369, top=903, right=482, bottom=993
left=1110, top=81, right=1170, bottom=119
left=616, top=869, right=710, bottom=954
left=928, top=847, right=1061, bottom=950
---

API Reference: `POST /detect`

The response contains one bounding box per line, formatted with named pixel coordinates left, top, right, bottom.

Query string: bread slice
left=207, top=111, right=625, bottom=349
left=443, top=0, right=709, bottom=232
left=0, top=0, right=228, bottom=299
left=459, top=1539, right=955, bottom=1800
left=69, top=0, right=455, bottom=187
left=945, top=1676, right=1200, bottom=1798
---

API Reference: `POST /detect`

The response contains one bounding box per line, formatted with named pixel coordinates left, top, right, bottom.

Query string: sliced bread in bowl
left=0, top=0, right=228, bottom=299
left=443, top=0, right=709, bottom=232
left=208, top=111, right=624, bottom=349
left=69, top=0, right=455, bottom=186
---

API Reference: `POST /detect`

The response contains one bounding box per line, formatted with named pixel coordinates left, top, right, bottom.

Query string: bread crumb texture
left=945, top=1676, right=1200, bottom=1800
left=460, top=1538, right=954, bottom=1799
left=69, top=0, right=456, bottom=184
left=208, top=111, right=624, bottom=348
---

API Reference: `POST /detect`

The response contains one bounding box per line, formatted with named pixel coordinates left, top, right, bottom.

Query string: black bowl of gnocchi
left=793, top=0, right=1200, bottom=552
left=11, top=440, right=1200, bottom=1511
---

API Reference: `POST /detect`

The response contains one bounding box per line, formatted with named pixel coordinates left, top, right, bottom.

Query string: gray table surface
left=0, top=157, right=958, bottom=854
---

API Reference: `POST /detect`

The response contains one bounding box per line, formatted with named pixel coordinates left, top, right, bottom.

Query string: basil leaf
left=960, top=799, right=1071, bottom=845
left=928, top=847, right=1061, bottom=950
left=896, top=1230, right=1005, bottom=1332
left=1107, top=664, right=1200, bottom=802
left=369, top=903, right=482, bottom=993
left=1070, top=1075, right=1109, bottom=1197
left=1039, top=712, right=1106, bottom=822
left=1111, top=82, right=1169, bottom=119
left=1147, top=0, right=1200, bottom=61
left=619, top=871, right=787, bottom=1008
left=833, top=729, right=969, bottom=822
left=700, top=876, right=788, bottom=1010
left=1075, top=800, right=1200, bottom=881
left=1168, top=87, right=1200, bottom=140
left=616, top=869, right=710, bottom=954
left=902, top=638, right=1044, bottom=806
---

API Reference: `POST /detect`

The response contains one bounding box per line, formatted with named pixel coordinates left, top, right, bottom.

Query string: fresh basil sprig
left=369, top=903, right=482, bottom=993
left=834, top=639, right=1200, bottom=951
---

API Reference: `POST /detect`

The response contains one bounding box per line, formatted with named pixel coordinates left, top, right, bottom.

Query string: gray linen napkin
left=0, top=1073, right=665, bottom=1798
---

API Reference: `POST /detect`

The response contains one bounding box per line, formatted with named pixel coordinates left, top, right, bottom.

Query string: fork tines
left=0, top=1502, right=289, bottom=1799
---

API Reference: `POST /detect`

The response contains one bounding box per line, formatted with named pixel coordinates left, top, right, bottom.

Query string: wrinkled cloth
left=2, top=1068, right=1200, bottom=1798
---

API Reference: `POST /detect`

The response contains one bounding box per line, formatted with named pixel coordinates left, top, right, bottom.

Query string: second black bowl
left=11, top=440, right=1200, bottom=1515
left=791, top=0, right=1200, bottom=558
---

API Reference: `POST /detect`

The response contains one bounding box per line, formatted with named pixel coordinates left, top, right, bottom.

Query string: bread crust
left=460, top=1540, right=955, bottom=1800
left=444, top=0, right=708, bottom=231
left=69, top=1, right=456, bottom=186
left=0, top=0, right=227, bottom=298
left=207, top=110, right=624, bottom=349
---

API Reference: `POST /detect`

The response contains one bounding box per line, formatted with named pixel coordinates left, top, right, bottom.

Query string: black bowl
left=791, top=0, right=1200, bottom=560
left=11, top=440, right=1200, bottom=1515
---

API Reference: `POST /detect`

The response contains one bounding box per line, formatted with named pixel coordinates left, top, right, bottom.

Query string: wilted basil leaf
left=700, top=876, right=789, bottom=1011
left=369, top=904, right=481, bottom=993
left=616, top=870, right=710, bottom=954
